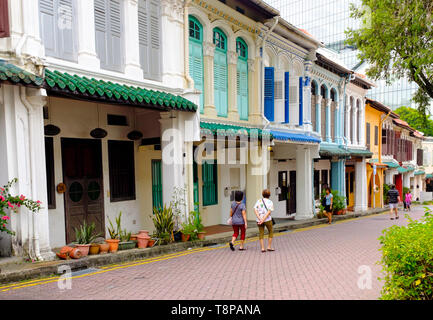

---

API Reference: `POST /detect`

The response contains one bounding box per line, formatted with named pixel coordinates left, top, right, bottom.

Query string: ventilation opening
left=107, top=114, right=128, bottom=126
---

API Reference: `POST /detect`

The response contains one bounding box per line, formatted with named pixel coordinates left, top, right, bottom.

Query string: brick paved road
left=0, top=206, right=427, bottom=300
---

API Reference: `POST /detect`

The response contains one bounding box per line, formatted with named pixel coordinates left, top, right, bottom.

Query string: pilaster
left=227, top=50, right=239, bottom=121
left=202, top=41, right=217, bottom=118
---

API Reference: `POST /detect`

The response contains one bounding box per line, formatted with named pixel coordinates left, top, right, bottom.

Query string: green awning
left=319, top=144, right=349, bottom=157
left=0, top=60, right=44, bottom=87
left=426, top=174, right=433, bottom=179
left=397, top=166, right=409, bottom=173
left=406, top=165, right=415, bottom=172
left=346, top=147, right=373, bottom=158
left=414, top=170, right=425, bottom=176
left=44, top=69, right=197, bottom=112
left=200, top=121, right=271, bottom=139
left=383, top=161, right=400, bottom=168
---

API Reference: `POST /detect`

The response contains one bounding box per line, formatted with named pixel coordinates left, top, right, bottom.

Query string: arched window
left=311, top=81, right=317, bottom=95
left=188, top=16, right=204, bottom=112
left=236, top=38, right=248, bottom=120
left=213, top=28, right=228, bottom=117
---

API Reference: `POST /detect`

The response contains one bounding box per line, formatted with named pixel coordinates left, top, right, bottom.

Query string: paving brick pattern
left=0, top=207, right=426, bottom=300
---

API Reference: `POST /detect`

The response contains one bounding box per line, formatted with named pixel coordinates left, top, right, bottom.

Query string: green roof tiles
left=397, top=166, right=409, bottom=173
left=426, top=174, right=433, bottom=179
left=319, top=144, right=349, bottom=156
left=44, top=69, right=197, bottom=112
left=346, top=147, right=373, bottom=158
left=200, top=122, right=271, bottom=139
left=383, top=161, right=400, bottom=168
left=414, top=170, right=425, bottom=176
left=0, top=60, right=44, bottom=87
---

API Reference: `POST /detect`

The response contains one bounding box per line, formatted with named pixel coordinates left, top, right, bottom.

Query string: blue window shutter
left=284, top=72, right=289, bottom=123
left=264, top=67, right=274, bottom=122
left=299, top=77, right=303, bottom=126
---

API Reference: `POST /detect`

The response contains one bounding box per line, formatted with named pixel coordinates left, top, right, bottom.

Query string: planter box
left=118, top=241, right=136, bottom=251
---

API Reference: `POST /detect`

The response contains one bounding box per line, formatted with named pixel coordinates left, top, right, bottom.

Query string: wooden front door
left=288, top=170, right=296, bottom=215
left=62, top=138, right=104, bottom=244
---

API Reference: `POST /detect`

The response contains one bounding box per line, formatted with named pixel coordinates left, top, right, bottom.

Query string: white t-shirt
left=254, top=198, right=274, bottom=223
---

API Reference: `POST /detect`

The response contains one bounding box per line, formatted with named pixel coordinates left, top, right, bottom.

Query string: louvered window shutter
left=264, top=67, right=274, bottom=122
left=189, top=41, right=204, bottom=112
left=94, top=0, right=107, bottom=68
left=214, top=51, right=228, bottom=117
left=58, top=0, right=76, bottom=61
left=299, top=77, right=303, bottom=126
left=138, top=0, right=149, bottom=76
left=284, top=72, right=289, bottom=123
left=149, top=0, right=161, bottom=80
left=237, top=60, right=248, bottom=120
left=39, top=0, right=56, bottom=57
left=108, top=0, right=122, bottom=72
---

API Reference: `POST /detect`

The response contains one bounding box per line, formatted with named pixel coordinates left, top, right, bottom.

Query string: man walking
left=387, top=185, right=400, bottom=220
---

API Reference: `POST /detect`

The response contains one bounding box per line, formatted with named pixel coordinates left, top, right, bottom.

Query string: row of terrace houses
left=0, top=0, right=428, bottom=259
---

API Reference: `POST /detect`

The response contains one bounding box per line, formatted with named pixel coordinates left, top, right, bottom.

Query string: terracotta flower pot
left=147, top=239, right=155, bottom=247
left=137, top=233, right=150, bottom=248
left=181, top=233, right=190, bottom=242
left=105, top=239, right=120, bottom=253
left=138, top=230, right=150, bottom=237
left=130, top=234, right=138, bottom=241
left=197, top=232, right=205, bottom=240
left=89, top=244, right=100, bottom=255
left=99, top=243, right=110, bottom=254
left=76, top=244, right=90, bottom=257
left=69, top=247, right=82, bottom=259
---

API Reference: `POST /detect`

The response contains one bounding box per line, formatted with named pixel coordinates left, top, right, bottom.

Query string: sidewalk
left=0, top=206, right=389, bottom=284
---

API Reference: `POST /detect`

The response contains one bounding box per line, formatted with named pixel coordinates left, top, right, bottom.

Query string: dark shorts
left=325, top=205, right=332, bottom=212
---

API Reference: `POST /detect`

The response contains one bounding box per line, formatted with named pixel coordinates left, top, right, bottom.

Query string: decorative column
left=76, top=0, right=100, bottom=68
left=303, top=59, right=314, bottom=131
left=352, top=105, right=358, bottom=145
left=354, top=159, right=368, bottom=212
left=123, top=0, right=143, bottom=80
left=334, top=98, right=342, bottom=144
left=159, top=111, right=186, bottom=217
left=331, top=159, right=345, bottom=197
left=227, top=50, right=239, bottom=121
left=315, top=95, right=322, bottom=134
left=203, top=41, right=217, bottom=117
left=345, top=99, right=351, bottom=145
left=248, top=58, right=261, bottom=123
left=358, top=99, right=366, bottom=147
left=295, top=146, right=314, bottom=220
left=325, top=98, right=332, bottom=143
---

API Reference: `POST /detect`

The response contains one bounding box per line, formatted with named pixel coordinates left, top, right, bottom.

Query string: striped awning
left=271, top=131, right=321, bottom=143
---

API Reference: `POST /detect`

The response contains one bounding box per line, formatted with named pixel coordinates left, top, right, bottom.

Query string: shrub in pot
left=105, top=212, right=122, bottom=253
left=330, top=190, right=347, bottom=215
left=151, top=205, right=175, bottom=245
left=192, top=209, right=206, bottom=240
left=74, top=221, right=101, bottom=257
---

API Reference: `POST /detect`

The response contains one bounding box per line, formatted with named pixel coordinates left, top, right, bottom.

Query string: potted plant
left=331, top=190, right=347, bottom=215
left=74, top=220, right=101, bottom=257
left=151, top=205, right=175, bottom=245
left=118, top=229, right=136, bottom=250
left=105, top=212, right=122, bottom=253
left=192, top=209, right=205, bottom=240
left=180, top=215, right=196, bottom=242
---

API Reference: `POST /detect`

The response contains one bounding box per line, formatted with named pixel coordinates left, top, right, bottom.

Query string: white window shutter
left=94, top=0, right=107, bottom=67
left=149, top=0, right=161, bottom=80
left=58, top=0, right=76, bottom=61
left=108, top=0, right=123, bottom=72
left=138, top=0, right=149, bottom=77
left=39, top=0, right=57, bottom=57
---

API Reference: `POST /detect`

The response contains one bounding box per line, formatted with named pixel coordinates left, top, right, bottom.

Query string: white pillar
left=352, top=106, right=358, bottom=145
left=345, top=103, right=351, bottom=144
left=76, top=0, right=101, bottom=68
left=295, top=146, right=314, bottom=220
left=354, top=159, right=368, bottom=212
left=123, top=0, right=143, bottom=80
left=403, top=173, right=411, bottom=189
left=325, top=98, right=332, bottom=143
left=358, top=99, right=366, bottom=147
left=159, top=111, right=186, bottom=218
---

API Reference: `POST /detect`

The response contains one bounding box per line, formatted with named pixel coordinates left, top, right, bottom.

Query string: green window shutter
left=214, top=51, right=228, bottom=117
left=202, top=161, right=217, bottom=206
left=151, top=160, right=163, bottom=210
left=189, top=41, right=204, bottom=113
left=237, top=59, right=248, bottom=120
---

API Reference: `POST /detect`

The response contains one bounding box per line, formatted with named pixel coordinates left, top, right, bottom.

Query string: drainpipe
left=260, top=16, right=279, bottom=128
left=19, top=87, right=43, bottom=261
left=184, top=0, right=194, bottom=89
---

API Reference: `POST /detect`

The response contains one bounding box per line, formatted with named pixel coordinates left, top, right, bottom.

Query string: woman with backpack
left=228, top=190, right=247, bottom=251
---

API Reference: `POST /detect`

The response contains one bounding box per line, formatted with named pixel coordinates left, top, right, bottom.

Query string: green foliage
left=74, top=220, right=101, bottom=244
left=119, top=229, right=131, bottom=242
left=346, top=0, right=433, bottom=116
left=394, top=106, right=433, bottom=136
left=0, top=178, right=42, bottom=235
left=107, top=212, right=122, bottom=240
left=181, top=212, right=200, bottom=239
left=192, top=209, right=204, bottom=233
left=383, top=183, right=391, bottom=204
left=331, top=189, right=346, bottom=213
left=151, top=205, right=175, bottom=244
left=379, top=207, right=433, bottom=300
left=403, top=187, right=411, bottom=196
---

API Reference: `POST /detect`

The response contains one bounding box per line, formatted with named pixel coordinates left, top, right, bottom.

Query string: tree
left=394, top=106, right=433, bottom=136
left=346, top=0, right=433, bottom=119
